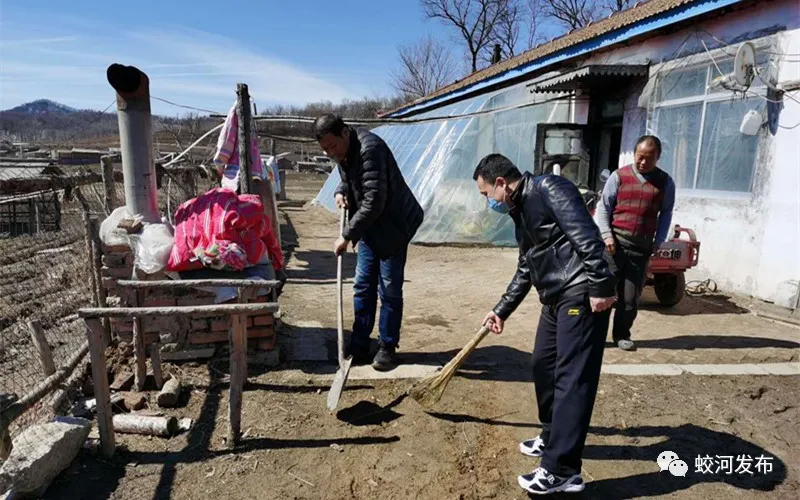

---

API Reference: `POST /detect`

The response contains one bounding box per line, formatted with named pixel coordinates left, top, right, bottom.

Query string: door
left=533, top=123, right=593, bottom=190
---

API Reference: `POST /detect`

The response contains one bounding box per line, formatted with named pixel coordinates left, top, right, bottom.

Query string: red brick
left=144, top=317, right=179, bottom=333
left=177, top=297, right=214, bottom=307
left=143, top=297, right=176, bottom=307
left=253, top=314, right=273, bottom=326
left=111, top=319, right=133, bottom=333
left=247, top=317, right=254, bottom=328
left=191, top=319, right=209, bottom=331
left=102, top=244, right=131, bottom=254
left=247, top=327, right=274, bottom=339
left=101, top=253, right=131, bottom=268
left=210, top=319, right=230, bottom=332
left=102, top=266, right=134, bottom=279
left=189, top=331, right=228, bottom=344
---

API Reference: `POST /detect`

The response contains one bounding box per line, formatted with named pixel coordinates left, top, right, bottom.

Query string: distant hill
left=5, top=99, right=78, bottom=115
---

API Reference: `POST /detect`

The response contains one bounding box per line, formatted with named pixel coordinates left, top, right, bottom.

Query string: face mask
left=488, top=183, right=510, bottom=214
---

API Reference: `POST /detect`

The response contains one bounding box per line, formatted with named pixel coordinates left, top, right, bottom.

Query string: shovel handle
left=337, top=208, right=347, bottom=366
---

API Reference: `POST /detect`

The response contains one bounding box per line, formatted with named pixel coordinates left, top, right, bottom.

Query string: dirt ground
left=45, top=172, right=800, bottom=499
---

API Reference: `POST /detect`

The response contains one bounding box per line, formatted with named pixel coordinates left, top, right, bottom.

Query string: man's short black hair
left=473, top=153, right=523, bottom=185
left=312, top=113, right=347, bottom=139
left=635, top=135, right=662, bottom=157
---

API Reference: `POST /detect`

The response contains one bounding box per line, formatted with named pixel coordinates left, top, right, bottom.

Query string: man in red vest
left=594, top=135, right=675, bottom=351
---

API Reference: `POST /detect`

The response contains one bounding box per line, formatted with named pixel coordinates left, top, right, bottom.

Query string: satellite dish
left=733, top=42, right=756, bottom=87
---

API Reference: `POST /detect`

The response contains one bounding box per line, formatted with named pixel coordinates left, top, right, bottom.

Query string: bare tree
left=491, top=1, right=521, bottom=59
left=541, top=0, right=599, bottom=30
left=603, top=0, right=635, bottom=13
left=391, top=36, right=457, bottom=100
left=525, top=0, right=546, bottom=50
left=422, top=0, right=513, bottom=73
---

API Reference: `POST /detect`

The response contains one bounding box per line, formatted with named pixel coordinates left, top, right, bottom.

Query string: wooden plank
left=101, top=156, right=116, bottom=213
left=228, top=312, right=247, bottom=447
left=116, top=279, right=280, bottom=290
left=150, top=343, right=164, bottom=390
left=189, top=327, right=274, bottom=345
left=88, top=218, right=111, bottom=345
left=27, top=320, right=55, bottom=376
left=236, top=83, right=253, bottom=195
left=133, top=291, right=147, bottom=392
left=78, top=302, right=279, bottom=318
left=85, top=318, right=115, bottom=458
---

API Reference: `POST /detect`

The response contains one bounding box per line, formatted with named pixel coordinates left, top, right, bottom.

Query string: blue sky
left=0, top=1, right=442, bottom=115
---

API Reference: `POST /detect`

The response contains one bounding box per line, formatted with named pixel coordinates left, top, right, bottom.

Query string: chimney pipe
left=107, top=64, right=159, bottom=223
left=492, top=44, right=502, bottom=64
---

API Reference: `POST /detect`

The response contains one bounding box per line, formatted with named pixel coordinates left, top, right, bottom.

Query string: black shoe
left=517, top=467, right=585, bottom=494
left=371, top=344, right=398, bottom=371
left=346, top=345, right=371, bottom=366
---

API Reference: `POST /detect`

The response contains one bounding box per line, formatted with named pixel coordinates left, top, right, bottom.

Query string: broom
left=408, top=324, right=492, bottom=408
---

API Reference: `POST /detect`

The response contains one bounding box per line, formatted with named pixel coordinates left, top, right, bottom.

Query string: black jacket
left=335, top=128, right=424, bottom=258
left=494, top=172, right=616, bottom=319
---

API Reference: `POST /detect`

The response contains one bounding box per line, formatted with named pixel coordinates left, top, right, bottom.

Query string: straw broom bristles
left=408, top=325, right=491, bottom=408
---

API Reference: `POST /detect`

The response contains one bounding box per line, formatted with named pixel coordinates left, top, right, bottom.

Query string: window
left=649, top=52, right=768, bottom=193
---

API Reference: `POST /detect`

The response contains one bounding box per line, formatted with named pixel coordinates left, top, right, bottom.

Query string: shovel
left=327, top=207, right=353, bottom=411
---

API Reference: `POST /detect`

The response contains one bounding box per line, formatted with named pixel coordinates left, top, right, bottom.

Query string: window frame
left=646, top=43, right=772, bottom=196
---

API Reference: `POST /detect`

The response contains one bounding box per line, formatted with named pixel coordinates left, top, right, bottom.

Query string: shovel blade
left=326, top=356, right=353, bottom=411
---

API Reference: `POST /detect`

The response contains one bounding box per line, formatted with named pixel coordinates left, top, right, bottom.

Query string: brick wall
left=101, top=245, right=277, bottom=356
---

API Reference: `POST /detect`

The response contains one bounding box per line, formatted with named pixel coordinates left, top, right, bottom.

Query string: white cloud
left=1, top=20, right=373, bottom=114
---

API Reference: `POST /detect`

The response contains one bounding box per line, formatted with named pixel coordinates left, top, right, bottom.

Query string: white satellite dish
left=733, top=42, right=756, bottom=87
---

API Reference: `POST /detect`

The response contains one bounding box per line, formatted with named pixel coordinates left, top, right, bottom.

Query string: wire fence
left=0, top=161, right=212, bottom=451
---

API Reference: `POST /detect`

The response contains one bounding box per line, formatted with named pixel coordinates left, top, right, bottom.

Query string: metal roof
left=387, top=0, right=750, bottom=117
left=528, top=64, right=650, bottom=93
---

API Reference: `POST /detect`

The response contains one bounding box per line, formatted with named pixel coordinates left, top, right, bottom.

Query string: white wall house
left=318, top=0, right=800, bottom=309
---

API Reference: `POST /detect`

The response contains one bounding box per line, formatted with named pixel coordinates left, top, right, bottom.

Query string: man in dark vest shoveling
left=594, top=135, right=676, bottom=351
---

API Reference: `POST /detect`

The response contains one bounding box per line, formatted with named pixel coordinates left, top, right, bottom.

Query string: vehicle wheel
left=654, top=273, right=686, bottom=307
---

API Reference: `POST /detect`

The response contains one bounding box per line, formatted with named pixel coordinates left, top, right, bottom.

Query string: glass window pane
left=656, top=66, right=707, bottom=102
left=696, top=100, right=761, bottom=192
left=653, top=103, right=703, bottom=189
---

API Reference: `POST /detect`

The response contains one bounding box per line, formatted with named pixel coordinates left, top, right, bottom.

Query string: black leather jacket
left=494, top=172, right=616, bottom=318
left=335, top=128, right=424, bottom=258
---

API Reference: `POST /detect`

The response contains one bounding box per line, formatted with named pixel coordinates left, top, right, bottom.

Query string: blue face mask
left=488, top=184, right=510, bottom=214
left=488, top=198, right=510, bottom=214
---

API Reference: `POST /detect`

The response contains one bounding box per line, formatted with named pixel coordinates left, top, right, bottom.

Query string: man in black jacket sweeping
left=313, top=114, right=424, bottom=371
left=474, top=154, right=616, bottom=495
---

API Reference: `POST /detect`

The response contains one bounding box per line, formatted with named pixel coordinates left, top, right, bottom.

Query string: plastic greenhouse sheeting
left=315, top=84, right=570, bottom=246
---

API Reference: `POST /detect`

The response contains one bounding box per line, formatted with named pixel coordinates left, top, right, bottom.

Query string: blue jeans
left=351, top=240, right=407, bottom=350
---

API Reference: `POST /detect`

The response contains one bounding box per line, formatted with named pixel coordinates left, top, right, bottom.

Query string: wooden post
left=133, top=290, right=147, bottom=392
left=101, top=156, right=116, bottom=213
left=149, top=343, right=163, bottom=390
left=27, top=320, right=55, bottom=376
left=227, top=288, right=252, bottom=447
left=236, top=83, right=253, bottom=195
left=261, top=176, right=282, bottom=247
left=85, top=317, right=115, bottom=458
left=88, top=218, right=110, bottom=344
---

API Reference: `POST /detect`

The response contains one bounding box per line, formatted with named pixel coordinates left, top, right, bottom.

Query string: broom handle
left=337, top=208, right=346, bottom=366
left=441, top=324, right=492, bottom=371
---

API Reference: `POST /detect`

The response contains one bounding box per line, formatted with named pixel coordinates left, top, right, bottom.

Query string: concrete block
left=0, top=418, right=91, bottom=497
left=760, top=363, right=800, bottom=375
left=109, top=370, right=134, bottom=391
left=601, top=364, right=684, bottom=376
left=248, top=346, right=281, bottom=367
left=160, top=347, right=216, bottom=361
left=681, top=364, right=770, bottom=375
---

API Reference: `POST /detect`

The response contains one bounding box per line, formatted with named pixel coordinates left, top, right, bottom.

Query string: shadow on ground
left=642, top=293, right=750, bottom=316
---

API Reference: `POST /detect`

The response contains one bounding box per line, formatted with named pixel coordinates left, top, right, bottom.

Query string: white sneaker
left=519, top=435, right=546, bottom=457
left=517, top=466, right=585, bottom=495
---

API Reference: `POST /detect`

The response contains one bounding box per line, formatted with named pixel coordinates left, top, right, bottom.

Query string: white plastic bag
left=99, top=206, right=135, bottom=248
left=131, top=223, right=174, bottom=274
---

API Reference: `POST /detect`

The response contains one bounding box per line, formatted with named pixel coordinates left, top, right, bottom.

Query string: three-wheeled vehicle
left=533, top=123, right=700, bottom=306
